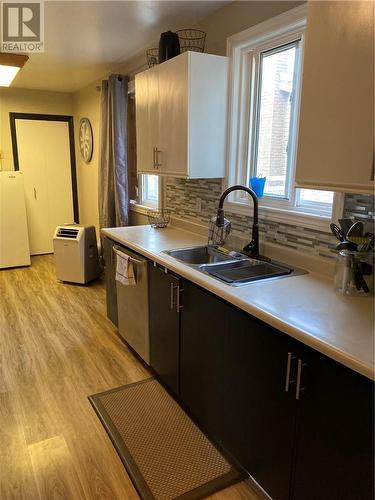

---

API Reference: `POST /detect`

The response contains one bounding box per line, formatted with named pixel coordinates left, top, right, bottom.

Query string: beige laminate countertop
left=102, top=225, right=374, bottom=380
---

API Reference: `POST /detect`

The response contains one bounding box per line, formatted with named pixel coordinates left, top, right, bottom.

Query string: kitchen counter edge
left=102, top=226, right=374, bottom=381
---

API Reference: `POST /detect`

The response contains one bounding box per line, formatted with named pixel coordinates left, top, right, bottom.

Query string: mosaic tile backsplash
left=166, top=178, right=375, bottom=259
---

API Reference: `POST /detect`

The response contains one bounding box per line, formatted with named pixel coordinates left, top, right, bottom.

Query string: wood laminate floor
left=0, top=256, right=261, bottom=500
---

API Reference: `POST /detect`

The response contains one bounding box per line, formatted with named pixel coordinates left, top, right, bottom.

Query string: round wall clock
left=79, top=117, right=93, bottom=164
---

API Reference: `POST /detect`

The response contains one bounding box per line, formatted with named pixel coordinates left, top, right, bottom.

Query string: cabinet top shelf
left=139, top=50, right=228, bottom=74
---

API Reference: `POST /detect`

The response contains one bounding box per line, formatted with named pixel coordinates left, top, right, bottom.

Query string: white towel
left=115, top=251, right=136, bottom=286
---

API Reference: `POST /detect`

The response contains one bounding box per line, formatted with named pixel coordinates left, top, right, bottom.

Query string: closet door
left=16, top=119, right=75, bottom=255
left=43, top=121, right=74, bottom=233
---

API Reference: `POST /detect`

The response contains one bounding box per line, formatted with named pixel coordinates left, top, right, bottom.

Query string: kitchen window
left=139, top=174, right=159, bottom=208
left=226, top=5, right=342, bottom=229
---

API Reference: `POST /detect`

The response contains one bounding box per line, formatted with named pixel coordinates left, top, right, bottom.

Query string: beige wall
left=72, top=1, right=303, bottom=229
left=196, top=0, right=303, bottom=55
left=73, top=83, right=101, bottom=233
left=0, top=88, right=73, bottom=171
left=115, top=1, right=303, bottom=75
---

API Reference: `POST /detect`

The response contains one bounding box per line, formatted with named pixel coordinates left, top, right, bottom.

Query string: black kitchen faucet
left=216, top=184, right=268, bottom=260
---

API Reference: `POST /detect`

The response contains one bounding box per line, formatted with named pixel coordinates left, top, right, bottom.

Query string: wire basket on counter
left=146, top=48, right=159, bottom=68
left=177, top=29, right=206, bottom=53
left=147, top=209, right=171, bottom=228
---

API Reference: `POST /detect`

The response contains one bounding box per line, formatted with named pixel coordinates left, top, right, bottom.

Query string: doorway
left=10, top=113, right=79, bottom=255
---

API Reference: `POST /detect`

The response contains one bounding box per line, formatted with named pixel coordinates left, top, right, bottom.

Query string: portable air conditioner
left=53, top=225, right=100, bottom=284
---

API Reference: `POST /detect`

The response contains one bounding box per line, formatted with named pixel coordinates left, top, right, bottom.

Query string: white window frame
left=225, top=4, right=343, bottom=231
left=139, top=174, right=161, bottom=208
left=248, top=38, right=302, bottom=202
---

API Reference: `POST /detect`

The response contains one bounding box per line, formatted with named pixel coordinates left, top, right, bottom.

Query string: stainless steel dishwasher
left=113, top=245, right=150, bottom=364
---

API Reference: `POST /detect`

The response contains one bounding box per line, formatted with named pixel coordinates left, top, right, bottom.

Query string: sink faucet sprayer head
left=216, top=208, right=225, bottom=227
left=208, top=208, right=231, bottom=246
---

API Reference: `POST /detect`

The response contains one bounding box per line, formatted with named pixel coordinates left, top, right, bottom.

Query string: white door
left=15, top=119, right=75, bottom=255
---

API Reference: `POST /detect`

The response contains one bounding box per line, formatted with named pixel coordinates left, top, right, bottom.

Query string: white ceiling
left=11, top=0, right=227, bottom=93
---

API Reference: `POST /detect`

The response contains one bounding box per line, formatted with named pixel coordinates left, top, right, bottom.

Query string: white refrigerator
left=0, top=171, right=31, bottom=268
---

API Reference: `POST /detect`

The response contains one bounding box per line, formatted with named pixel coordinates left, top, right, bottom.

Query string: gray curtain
left=99, top=74, right=129, bottom=228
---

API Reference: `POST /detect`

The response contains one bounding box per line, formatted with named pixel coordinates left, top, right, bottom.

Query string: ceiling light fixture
left=0, top=53, right=29, bottom=87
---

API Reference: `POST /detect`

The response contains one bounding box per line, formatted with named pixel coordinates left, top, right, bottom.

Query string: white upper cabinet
left=135, top=51, right=228, bottom=178
left=157, top=52, right=188, bottom=177
left=135, top=67, right=159, bottom=173
left=295, top=1, right=374, bottom=194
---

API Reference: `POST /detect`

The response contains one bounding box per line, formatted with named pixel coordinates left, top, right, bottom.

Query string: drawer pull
left=170, top=282, right=175, bottom=310
left=285, top=352, right=296, bottom=392
left=154, top=148, right=161, bottom=168
left=176, top=285, right=184, bottom=312
left=295, top=359, right=307, bottom=400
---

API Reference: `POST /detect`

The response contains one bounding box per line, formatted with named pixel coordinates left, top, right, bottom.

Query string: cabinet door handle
left=154, top=148, right=161, bottom=168
left=33, top=187, right=37, bottom=200
left=284, top=352, right=296, bottom=392
left=170, top=282, right=175, bottom=310
left=152, top=147, right=156, bottom=169
left=295, top=359, right=306, bottom=400
left=176, top=285, right=183, bottom=312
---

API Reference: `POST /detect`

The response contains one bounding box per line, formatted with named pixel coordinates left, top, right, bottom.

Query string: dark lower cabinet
left=224, top=306, right=298, bottom=500
left=147, top=270, right=374, bottom=500
left=290, top=347, right=374, bottom=500
left=180, top=280, right=297, bottom=500
left=102, top=236, right=118, bottom=327
left=149, top=263, right=180, bottom=396
left=179, top=279, right=230, bottom=443
left=179, top=279, right=374, bottom=500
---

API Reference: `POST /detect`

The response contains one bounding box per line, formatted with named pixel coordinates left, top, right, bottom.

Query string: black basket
left=146, top=48, right=159, bottom=68
left=177, top=29, right=206, bottom=53
left=146, top=29, right=206, bottom=68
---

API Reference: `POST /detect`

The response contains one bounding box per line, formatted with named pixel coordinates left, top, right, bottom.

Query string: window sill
left=129, top=201, right=151, bottom=216
left=224, top=200, right=332, bottom=232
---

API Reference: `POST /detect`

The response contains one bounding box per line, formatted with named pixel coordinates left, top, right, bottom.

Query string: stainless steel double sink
left=163, top=246, right=305, bottom=286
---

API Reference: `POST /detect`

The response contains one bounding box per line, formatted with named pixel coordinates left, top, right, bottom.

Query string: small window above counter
left=135, top=51, right=228, bottom=179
